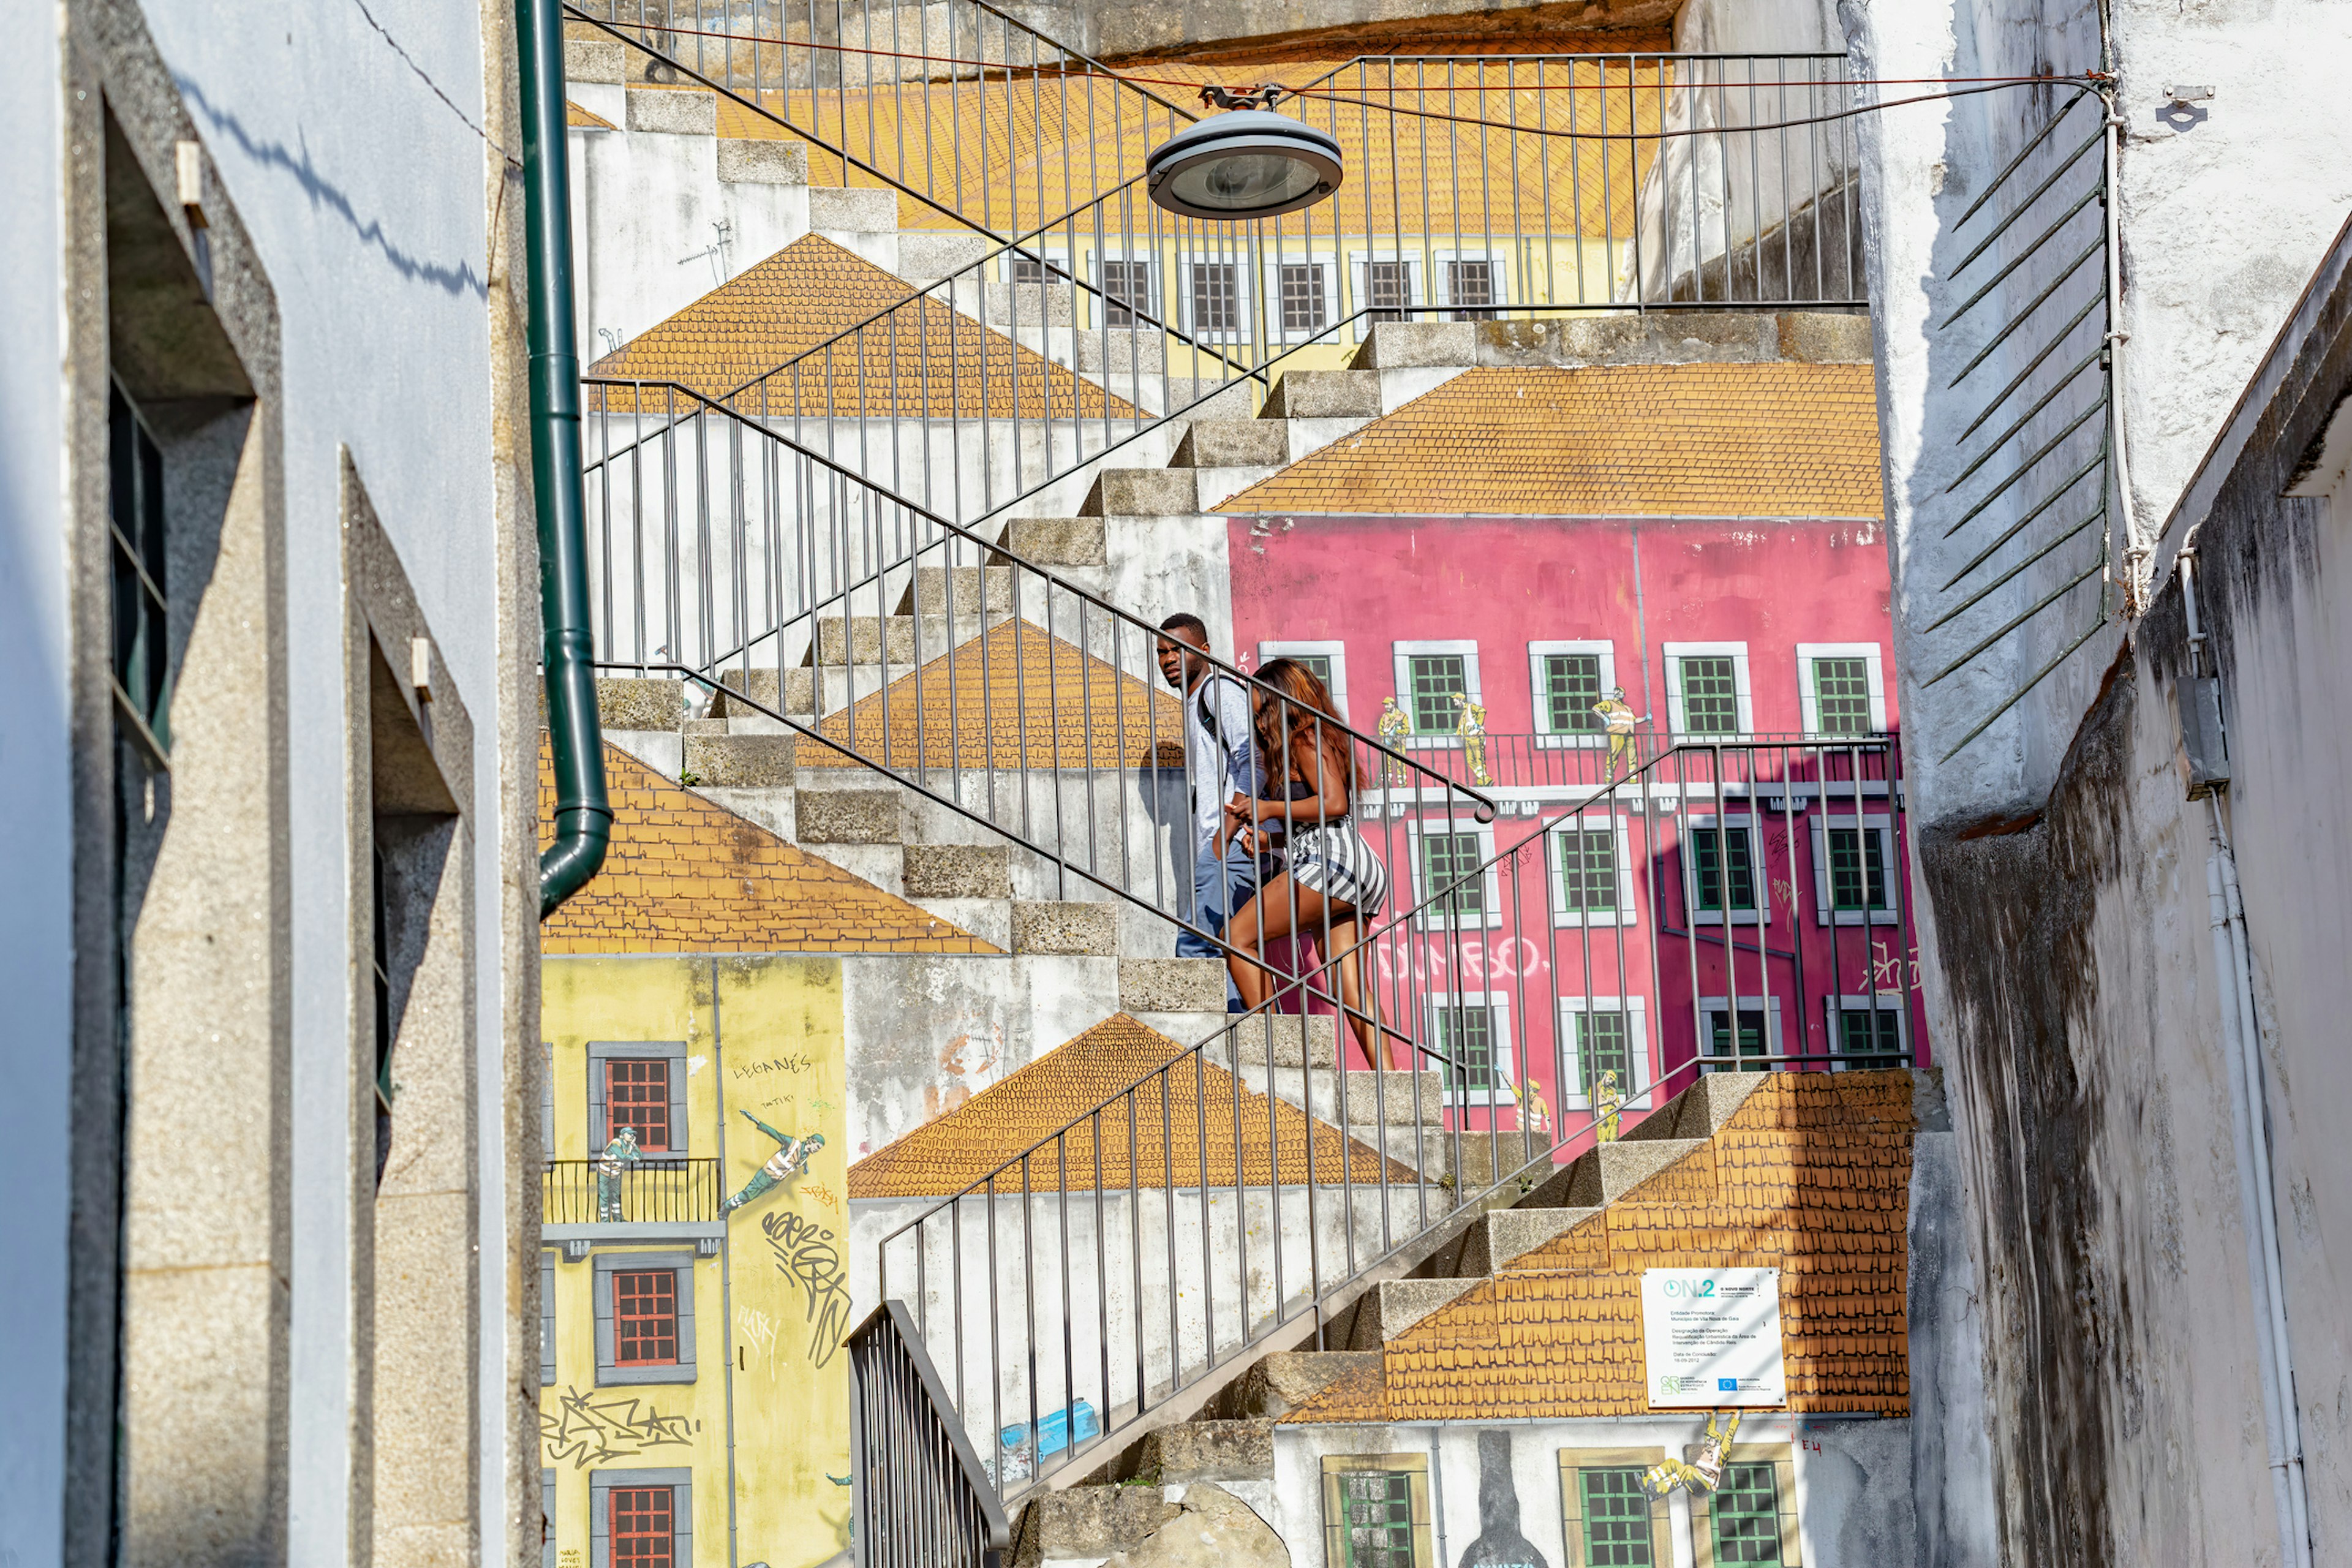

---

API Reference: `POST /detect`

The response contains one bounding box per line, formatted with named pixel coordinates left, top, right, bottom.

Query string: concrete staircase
left=1004, top=1070, right=1771, bottom=1564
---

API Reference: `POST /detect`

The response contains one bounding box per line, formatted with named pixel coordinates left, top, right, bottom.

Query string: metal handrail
left=579, top=375, right=1498, bottom=821
left=869, top=734, right=1920, bottom=1500
left=849, top=1299, right=1011, bottom=1568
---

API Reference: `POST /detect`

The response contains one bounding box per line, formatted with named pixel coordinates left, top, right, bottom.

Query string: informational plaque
left=1640, top=1267, right=1785, bottom=1408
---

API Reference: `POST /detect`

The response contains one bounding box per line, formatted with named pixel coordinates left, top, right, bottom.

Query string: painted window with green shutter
left=1811, top=656, right=1874, bottom=734
left=1321, top=1455, right=1433, bottom=1568
left=1420, top=832, right=1487, bottom=920
left=1578, top=1466, right=1655, bottom=1566
left=1679, top=656, right=1741, bottom=734
left=1544, top=652, right=1605, bottom=733
left=1408, top=654, right=1469, bottom=733
left=1709, top=1462, right=1786, bottom=1564
left=1553, top=827, right=1621, bottom=919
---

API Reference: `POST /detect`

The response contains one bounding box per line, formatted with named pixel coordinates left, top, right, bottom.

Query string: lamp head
left=1145, top=110, right=1343, bottom=222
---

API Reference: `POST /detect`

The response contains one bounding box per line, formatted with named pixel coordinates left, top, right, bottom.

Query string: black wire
left=1284, top=76, right=2105, bottom=142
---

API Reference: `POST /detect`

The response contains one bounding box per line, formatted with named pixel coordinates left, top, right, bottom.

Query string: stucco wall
left=545, top=953, right=858, bottom=1568
left=0, top=7, right=70, bottom=1559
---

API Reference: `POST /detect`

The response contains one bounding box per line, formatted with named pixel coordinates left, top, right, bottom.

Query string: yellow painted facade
left=543, top=954, right=855, bottom=1568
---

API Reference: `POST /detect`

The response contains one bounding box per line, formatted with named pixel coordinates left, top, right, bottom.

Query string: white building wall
left=0, top=8, right=71, bottom=1558
left=123, top=0, right=527, bottom=1551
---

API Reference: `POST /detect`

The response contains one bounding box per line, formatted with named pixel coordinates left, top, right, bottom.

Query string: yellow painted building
left=538, top=741, right=991, bottom=1568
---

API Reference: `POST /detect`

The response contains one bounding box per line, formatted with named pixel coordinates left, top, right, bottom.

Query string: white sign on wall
left=1640, top=1267, right=1785, bottom=1408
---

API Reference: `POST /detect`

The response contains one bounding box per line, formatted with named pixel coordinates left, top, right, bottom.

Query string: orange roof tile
left=567, top=99, right=617, bottom=130
left=797, top=618, right=1187, bottom=771
left=848, top=1013, right=1417, bottom=1196
left=1219, top=363, right=1884, bottom=519
left=582, top=235, right=1136, bottom=419
left=671, top=59, right=1665, bottom=238
left=538, top=739, right=1001, bottom=955
left=1284, top=1072, right=1916, bottom=1423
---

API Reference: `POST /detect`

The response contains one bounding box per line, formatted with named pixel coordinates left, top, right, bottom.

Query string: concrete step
left=682, top=716, right=728, bottom=736
left=1074, top=329, right=1164, bottom=378
left=1259, top=368, right=1380, bottom=420
left=1348, top=320, right=1478, bottom=369
left=1118, top=957, right=1227, bottom=1014
left=1537, top=1136, right=1709, bottom=1208
left=1223, top=1012, right=1340, bottom=1068
left=1188, top=464, right=1284, bottom=511
left=982, top=279, right=1076, bottom=329
left=901, top=843, right=1012, bottom=899
left=1131, top=1419, right=1273, bottom=1486
left=1080, top=468, right=1198, bottom=518
left=1619, top=1068, right=1766, bottom=1142
left=793, top=786, right=904, bottom=845
left=715, top=666, right=816, bottom=718
left=595, top=676, right=688, bottom=732
left=996, top=516, right=1108, bottom=567
left=1169, top=418, right=1287, bottom=469
left=896, top=230, right=992, bottom=285
left=1009, top=1486, right=1178, bottom=1568
left=907, top=564, right=1013, bottom=618
left=1239, top=1065, right=1446, bottom=1129
left=814, top=614, right=917, bottom=665
left=1460, top=1205, right=1599, bottom=1274
left=1347, top=1276, right=1483, bottom=1349
left=809, top=186, right=899, bottom=233
left=1210, top=1350, right=1378, bottom=1420
left=681, top=733, right=797, bottom=789
left=1011, top=900, right=1119, bottom=956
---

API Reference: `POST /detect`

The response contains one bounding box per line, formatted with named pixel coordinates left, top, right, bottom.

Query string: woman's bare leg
left=1323, top=917, right=1409, bottom=1072
left=1226, top=874, right=1354, bottom=1014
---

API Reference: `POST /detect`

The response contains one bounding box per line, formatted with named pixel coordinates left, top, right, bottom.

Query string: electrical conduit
left=2186, top=558, right=2311, bottom=1567
left=518, top=0, right=611, bottom=915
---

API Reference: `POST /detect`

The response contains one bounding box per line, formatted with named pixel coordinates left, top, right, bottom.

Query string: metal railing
left=869, top=733, right=1923, bottom=1502
left=849, top=1300, right=1011, bottom=1568
left=589, top=389, right=1498, bottom=913
left=569, top=21, right=1863, bottom=537
left=541, top=1156, right=725, bottom=1224
left=1907, top=78, right=2116, bottom=758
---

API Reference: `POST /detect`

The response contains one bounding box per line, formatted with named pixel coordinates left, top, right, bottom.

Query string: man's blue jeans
left=1179, top=840, right=1259, bottom=1010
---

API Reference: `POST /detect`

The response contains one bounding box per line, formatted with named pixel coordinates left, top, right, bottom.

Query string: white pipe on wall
left=2186, top=553, right=2312, bottom=1567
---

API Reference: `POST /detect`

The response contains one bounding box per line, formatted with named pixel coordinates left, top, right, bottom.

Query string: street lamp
left=1144, top=109, right=1344, bottom=222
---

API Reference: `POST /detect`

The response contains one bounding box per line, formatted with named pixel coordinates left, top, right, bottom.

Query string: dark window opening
left=612, top=1270, right=680, bottom=1366
left=109, top=380, right=172, bottom=758
left=605, top=1058, right=673, bottom=1151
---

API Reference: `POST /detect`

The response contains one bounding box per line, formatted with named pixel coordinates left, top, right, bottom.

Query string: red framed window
left=611, top=1270, right=679, bottom=1366
left=605, top=1058, right=671, bottom=1150
left=609, top=1486, right=676, bottom=1568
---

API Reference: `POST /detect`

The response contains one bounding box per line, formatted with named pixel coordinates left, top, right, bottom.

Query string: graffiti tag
left=763, top=1210, right=853, bottom=1368
left=541, top=1385, right=702, bottom=1469
left=736, top=1305, right=780, bottom=1381
left=734, top=1052, right=818, bottom=1080
left=802, top=1178, right=842, bottom=1216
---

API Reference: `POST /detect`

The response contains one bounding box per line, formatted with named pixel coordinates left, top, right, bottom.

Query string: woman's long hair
left=1253, top=658, right=1364, bottom=794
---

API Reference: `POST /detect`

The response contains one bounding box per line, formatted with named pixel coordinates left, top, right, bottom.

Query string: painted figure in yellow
left=1453, top=693, right=1492, bottom=786
left=1376, top=696, right=1411, bottom=784
left=1643, top=1410, right=1742, bottom=1498
left=1512, top=1078, right=1551, bottom=1139
left=1593, top=1068, right=1626, bottom=1142
left=595, top=1125, right=642, bottom=1222
left=1593, top=687, right=1645, bottom=780
left=722, top=1112, right=824, bottom=1214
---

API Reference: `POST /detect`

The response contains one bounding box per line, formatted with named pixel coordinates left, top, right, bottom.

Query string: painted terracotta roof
left=538, top=739, right=1000, bottom=955
left=797, top=618, right=1188, bottom=772
left=849, top=1012, right=1418, bottom=1197
left=582, top=235, right=1136, bottom=418
left=567, top=100, right=617, bottom=130
left=669, top=58, right=1664, bottom=236
left=1218, top=363, right=1885, bottom=519
left=1284, top=1071, right=1915, bottom=1423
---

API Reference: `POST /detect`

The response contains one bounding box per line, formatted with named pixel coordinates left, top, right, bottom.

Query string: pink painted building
left=1214, top=360, right=1927, bottom=1142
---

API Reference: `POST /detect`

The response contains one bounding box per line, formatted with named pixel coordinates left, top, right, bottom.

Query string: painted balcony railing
left=541, top=1156, right=726, bottom=1226
left=1359, top=727, right=1902, bottom=796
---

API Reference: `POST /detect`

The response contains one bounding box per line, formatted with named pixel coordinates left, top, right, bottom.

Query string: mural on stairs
left=1458, top=1431, right=1551, bottom=1568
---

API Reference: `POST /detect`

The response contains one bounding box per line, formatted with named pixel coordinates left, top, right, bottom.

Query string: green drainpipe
left=518, top=0, right=611, bottom=916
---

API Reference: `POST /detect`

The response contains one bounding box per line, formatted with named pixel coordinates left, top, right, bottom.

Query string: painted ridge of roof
left=1218, top=362, right=1887, bottom=522
left=1280, top=1071, right=1918, bottom=1425
left=537, top=738, right=1001, bottom=956
left=848, top=1012, right=1419, bottom=1198
left=568, top=100, right=619, bottom=130
left=798, top=617, right=1188, bottom=772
